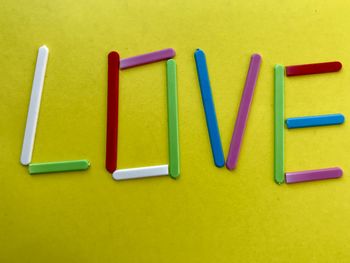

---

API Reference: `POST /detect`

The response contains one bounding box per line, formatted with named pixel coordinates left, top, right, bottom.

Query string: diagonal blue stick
left=286, top=114, right=345, bottom=129
left=194, top=49, right=225, bottom=168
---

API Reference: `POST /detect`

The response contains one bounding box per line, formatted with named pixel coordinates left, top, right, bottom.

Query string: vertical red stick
left=106, top=52, right=120, bottom=173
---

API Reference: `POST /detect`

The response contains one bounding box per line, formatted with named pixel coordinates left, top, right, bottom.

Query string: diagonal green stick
left=274, top=65, right=285, bottom=184
left=29, top=160, right=90, bottom=174
left=166, top=59, right=180, bottom=179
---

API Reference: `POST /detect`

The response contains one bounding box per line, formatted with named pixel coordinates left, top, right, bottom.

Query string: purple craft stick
left=120, top=48, right=176, bottom=69
left=226, top=54, right=262, bottom=170
left=286, top=167, right=343, bottom=184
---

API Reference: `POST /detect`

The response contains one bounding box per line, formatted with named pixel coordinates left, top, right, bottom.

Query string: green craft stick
left=166, top=59, right=180, bottom=179
left=274, top=65, right=285, bottom=184
left=28, top=160, right=90, bottom=174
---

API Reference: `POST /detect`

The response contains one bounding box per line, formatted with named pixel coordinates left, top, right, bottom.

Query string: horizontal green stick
left=29, top=160, right=90, bottom=174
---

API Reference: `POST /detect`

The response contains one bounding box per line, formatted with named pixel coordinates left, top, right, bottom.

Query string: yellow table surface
left=1, top=0, right=350, bottom=262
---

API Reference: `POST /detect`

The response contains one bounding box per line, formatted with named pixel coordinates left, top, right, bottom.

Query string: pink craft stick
left=285, top=167, right=343, bottom=184
left=120, top=48, right=175, bottom=69
left=226, top=54, right=262, bottom=170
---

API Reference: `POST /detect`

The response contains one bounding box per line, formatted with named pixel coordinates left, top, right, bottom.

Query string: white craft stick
left=20, top=45, right=49, bottom=165
left=113, top=165, right=169, bottom=180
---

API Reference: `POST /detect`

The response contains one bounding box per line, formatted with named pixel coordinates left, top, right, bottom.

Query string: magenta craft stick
left=285, top=167, right=343, bottom=184
left=120, top=48, right=175, bottom=69
left=226, top=54, right=262, bottom=170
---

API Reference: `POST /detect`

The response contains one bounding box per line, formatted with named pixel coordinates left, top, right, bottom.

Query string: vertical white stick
left=20, top=45, right=49, bottom=165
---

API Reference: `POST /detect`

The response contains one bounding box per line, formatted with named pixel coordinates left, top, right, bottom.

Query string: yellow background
left=1, top=0, right=350, bottom=262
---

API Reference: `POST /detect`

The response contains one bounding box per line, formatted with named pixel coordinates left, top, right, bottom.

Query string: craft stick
left=20, top=45, right=49, bottom=165
left=285, top=167, right=342, bottom=184
left=166, top=59, right=180, bottom=178
left=106, top=52, right=120, bottom=173
left=274, top=65, right=285, bottom=184
left=286, top=114, right=345, bottom=129
left=112, top=165, right=169, bottom=180
left=194, top=49, right=225, bottom=168
left=226, top=54, right=262, bottom=170
left=286, top=61, right=341, bottom=76
left=120, top=48, right=175, bottom=69
left=29, top=160, right=90, bottom=174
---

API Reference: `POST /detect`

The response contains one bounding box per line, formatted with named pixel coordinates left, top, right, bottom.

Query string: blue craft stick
left=286, top=114, right=345, bottom=129
left=194, top=49, right=225, bottom=168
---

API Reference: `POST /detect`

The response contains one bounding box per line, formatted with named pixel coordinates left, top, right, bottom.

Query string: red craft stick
left=286, top=61, right=342, bottom=76
left=106, top=52, right=120, bottom=173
